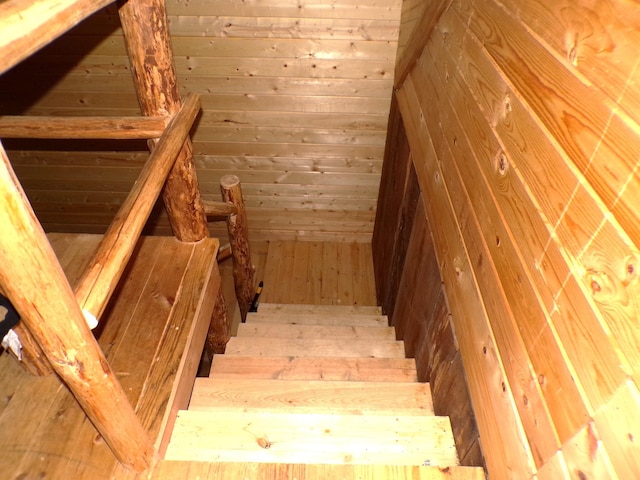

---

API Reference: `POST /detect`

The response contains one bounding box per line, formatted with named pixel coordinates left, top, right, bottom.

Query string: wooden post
left=117, top=0, right=208, bottom=242
left=220, top=175, right=254, bottom=322
left=0, top=143, right=153, bottom=472
left=205, top=290, right=230, bottom=355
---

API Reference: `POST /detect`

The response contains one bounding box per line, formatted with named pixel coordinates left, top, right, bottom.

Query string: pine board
left=152, top=461, right=486, bottom=480
left=237, top=322, right=395, bottom=340
left=166, top=410, right=458, bottom=466
left=225, top=337, right=406, bottom=358
left=247, top=312, right=387, bottom=327
left=189, top=378, right=433, bottom=415
left=209, top=355, right=418, bottom=382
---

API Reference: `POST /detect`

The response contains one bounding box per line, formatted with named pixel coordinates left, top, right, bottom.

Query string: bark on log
left=0, top=142, right=153, bottom=471
left=12, top=324, right=53, bottom=376
left=118, top=0, right=208, bottom=242
left=220, top=175, right=255, bottom=322
left=206, top=290, right=230, bottom=355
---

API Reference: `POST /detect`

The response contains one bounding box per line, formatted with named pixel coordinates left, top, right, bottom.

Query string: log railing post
left=220, top=175, right=255, bottom=322
left=117, top=0, right=208, bottom=242
left=205, top=290, right=230, bottom=356
left=0, top=142, right=153, bottom=472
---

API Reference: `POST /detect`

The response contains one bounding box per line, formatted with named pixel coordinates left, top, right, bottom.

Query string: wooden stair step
left=246, top=312, right=388, bottom=327
left=237, top=322, right=396, bottom=340
left=189, top=378, right=433, bottom=415
left=209, top=355, right=419, bottom=382
left=165, top=410, right=458, bottom=466
left=225, top=337, right=406, bottom=358
left=152, top=461, right=486, bottom=479
left=257, top=303, right=382, bottom=316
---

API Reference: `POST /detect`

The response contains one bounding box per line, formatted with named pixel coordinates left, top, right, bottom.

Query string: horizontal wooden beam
left=0, top=0, right=115, bottom=75
left=0, top=115, right=169, bottom=139
left=0, top=141, right=153, bottom=471
left=203, top=200, right=237, bottom=217
left=394, top=0, right=453, bottom=88
left=74, top=93, right=201, bottom=321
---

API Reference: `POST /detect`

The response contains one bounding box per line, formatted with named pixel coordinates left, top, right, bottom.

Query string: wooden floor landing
left=0, top=234, right=220, bottom=480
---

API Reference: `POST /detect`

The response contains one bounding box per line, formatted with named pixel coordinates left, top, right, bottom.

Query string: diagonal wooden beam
left=394, top=0, right=453, bottom=89
left=0, top=0, right=115, bottom=75
left=0, top=115, right=169, bottom=139
left=75, top=94, right=201, bottom=322
left=118, top=0, right=209, bottom=242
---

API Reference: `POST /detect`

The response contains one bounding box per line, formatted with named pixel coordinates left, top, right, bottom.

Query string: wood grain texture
left=2, top=0, right=403, bottom=241
left=189, top=378, right=434, bottom=415
left=152, top=462, right=486, bottom=480
left=166, top=410, right=458, bottom=466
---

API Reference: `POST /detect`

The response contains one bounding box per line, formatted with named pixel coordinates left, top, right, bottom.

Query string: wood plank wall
left=376, top=0, right=640, bottom=478
left=0, top=0, right=401, bottom=242
left=373, top=98, right=483, bottom=468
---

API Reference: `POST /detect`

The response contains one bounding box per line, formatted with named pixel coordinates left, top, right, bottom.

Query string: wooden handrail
left=0, top=115, right=169, bottom=139
left=74, top=93, right=201, bottom=322
left=0, top=141, right=153, bottom=471
left=0, top=0, right=115, bottom=75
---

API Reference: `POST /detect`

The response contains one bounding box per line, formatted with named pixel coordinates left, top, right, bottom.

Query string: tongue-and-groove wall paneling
left=0, top=0, right=402, bottom=242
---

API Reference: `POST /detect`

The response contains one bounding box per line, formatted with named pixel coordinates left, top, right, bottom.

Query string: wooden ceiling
left=0, top=0, right=407, bottom=242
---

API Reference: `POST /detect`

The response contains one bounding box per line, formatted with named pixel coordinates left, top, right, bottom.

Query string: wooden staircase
left=161, top=304, right=485, bottom=479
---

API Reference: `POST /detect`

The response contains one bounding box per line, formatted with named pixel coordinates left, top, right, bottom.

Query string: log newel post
left=220, top=175, right=255, bottom=322
left=117, top=0, right=208, bottom=242
left=205, top=290, right=230, bottom=356
left=0, top=143, right=153, bottom=472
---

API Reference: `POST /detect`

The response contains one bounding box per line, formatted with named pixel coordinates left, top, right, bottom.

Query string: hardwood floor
left=218, top=240, right=378, bottom=336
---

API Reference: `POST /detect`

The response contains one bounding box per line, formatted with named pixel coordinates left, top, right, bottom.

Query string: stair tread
left=246, top=312, right=388, bottom=327
left=237, top=322, right=396, bottom=340
left=166, top=410, right=458, bottom=466
left=257, top=303, right=382, bottom=315
left=225, top=337, right=406, bottom=358
left=210, top=355, right=418, bottom=382
left=189, top=378, right=433, bottom=415
left=153, top=461, right=486, bottom=479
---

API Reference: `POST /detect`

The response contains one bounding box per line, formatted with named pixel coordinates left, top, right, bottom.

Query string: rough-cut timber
left=0, top=143, right=153, bottom=472
left=118, top=0, right=208, bottom=242
left=221, top=174, right=255, bottom=321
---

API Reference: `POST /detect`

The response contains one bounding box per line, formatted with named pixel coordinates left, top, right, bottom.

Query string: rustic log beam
left=75, top=93, right=201, bottom=322
left=0, top=141, right=153, bottom=471
left=0, top=0, right=115, bottom=75
left=117, top=0, right=208, bottom=242
left=205, top=290, right=230, bottom=356
left=203, top=200, right=238, bottom=217
left=220, top=175, right=255, bottom=322
left=0, top=115, right=168, bottom=139
left=12, top=324, right=54, bottom=376
left=394, top=0, right=453, bottom=89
